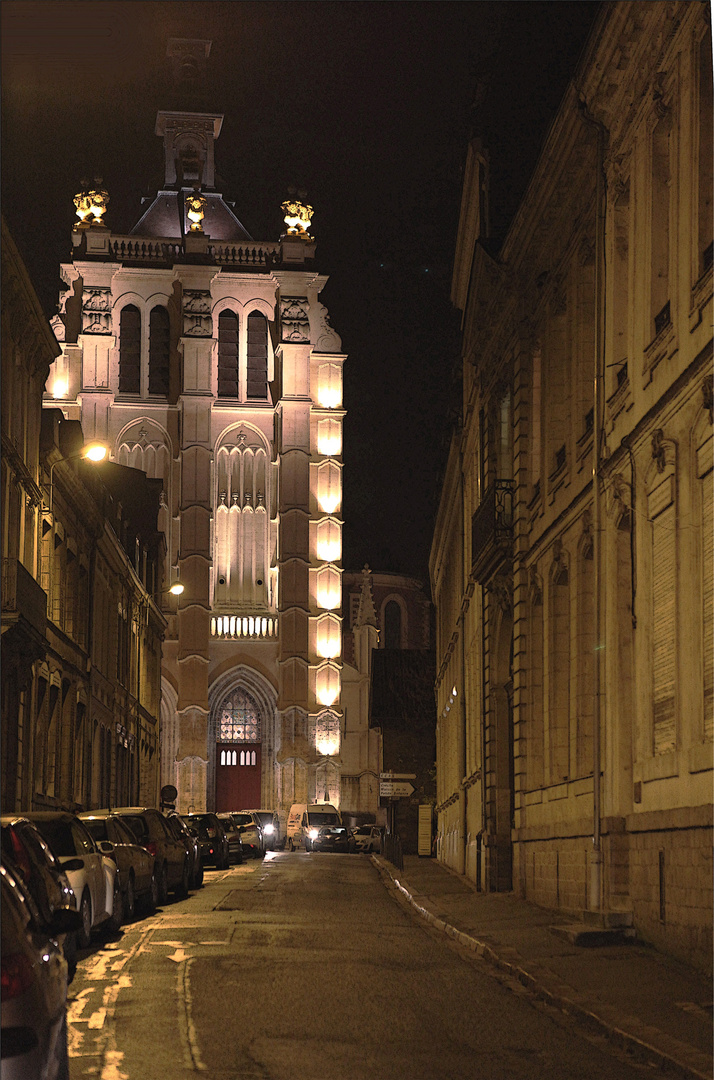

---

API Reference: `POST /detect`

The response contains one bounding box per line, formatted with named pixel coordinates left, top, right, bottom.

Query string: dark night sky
left=2, top=0, right=599, bottom=585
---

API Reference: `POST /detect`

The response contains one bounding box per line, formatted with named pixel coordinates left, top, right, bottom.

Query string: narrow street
left=68, top=853, right=651, bottom=1080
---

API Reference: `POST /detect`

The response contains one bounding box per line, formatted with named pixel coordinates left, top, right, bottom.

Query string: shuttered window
left=218, top=310, right=239, bottom=398
left=246, top=312, right=268, bottom=399
left=119, top=305, right=141, bottom=394
left=651, top=498, right=676, bottom=754
left=148, top=305, right=170, bottom=396
left=702, top=470, right=713, bottom=739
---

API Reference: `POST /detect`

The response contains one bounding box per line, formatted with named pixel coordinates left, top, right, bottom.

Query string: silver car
left=353, top=825, right=383, bottom=853
left=219, top=812, right=264, bottom=858
left=1, top=863, right=81, bottom=1079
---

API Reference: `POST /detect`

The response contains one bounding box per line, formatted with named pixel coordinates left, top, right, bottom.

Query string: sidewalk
left=374, top=854, right=713, bottom=1080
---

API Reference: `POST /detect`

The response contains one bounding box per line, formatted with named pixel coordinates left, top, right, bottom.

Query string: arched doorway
left=213, top=688, right=262, bottom=811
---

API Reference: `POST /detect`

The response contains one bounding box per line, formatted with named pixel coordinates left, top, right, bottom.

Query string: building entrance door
left=215, top=744, right=261, bottom=810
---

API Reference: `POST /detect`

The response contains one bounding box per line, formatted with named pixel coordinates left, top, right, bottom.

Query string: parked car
left=183, top=813, right=230, bottom=869
left=79, top=811, right=158, bottom=919
left=310, top=824, right=356, bottom=853
left=110, top=808, right=189, bottom=904
left=165, top=812, right=203, bottom=888
left=218, top=812, right=264, bottom=858
left=24, top=812, right=120, bottom=947
left=1, top=816, right=79, bottom=979
left=353, top=824, right=383, bottom=854
left=244, top=809, right=282, bottom=851
left=1, top=863, right=81, bottom=1080
left=212, top=815, right=243, bottom=864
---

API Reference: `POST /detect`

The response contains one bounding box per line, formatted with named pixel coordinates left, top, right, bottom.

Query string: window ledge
left=643, top=321, right=676, bottom=384
left=606, top=376, right=632, bottom=425
left=690, top=263, right=713, bottom=332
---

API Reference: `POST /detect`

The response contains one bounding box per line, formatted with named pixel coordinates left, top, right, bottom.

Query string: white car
left=25, top=813, right=120, bottom=947
left=353, top=825, right=383, bottom=853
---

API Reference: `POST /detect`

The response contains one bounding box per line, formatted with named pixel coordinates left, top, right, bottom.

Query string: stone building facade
left=2, top=220, right=165, bottom=813
left=431, top=2, right=712, bottom=971
left=45, top=41, right=347, bottom=823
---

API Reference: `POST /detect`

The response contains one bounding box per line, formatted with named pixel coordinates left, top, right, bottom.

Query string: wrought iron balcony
left=471, top=480, right=515, bottom=584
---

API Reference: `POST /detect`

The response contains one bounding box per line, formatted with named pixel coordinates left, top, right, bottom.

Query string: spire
left=155, top=39, right=223, bottom=190
left=355, top=564, right=378, bottom=629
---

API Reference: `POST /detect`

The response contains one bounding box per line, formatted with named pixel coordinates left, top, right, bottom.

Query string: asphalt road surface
left=68, top=852, right=651, bottom=1080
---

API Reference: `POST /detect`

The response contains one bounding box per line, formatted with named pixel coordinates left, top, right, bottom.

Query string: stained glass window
left=217, top=689, right=260, bottom=743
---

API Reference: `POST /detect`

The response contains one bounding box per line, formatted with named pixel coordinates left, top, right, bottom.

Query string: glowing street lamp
left=44, top=442, right=109, bottom=517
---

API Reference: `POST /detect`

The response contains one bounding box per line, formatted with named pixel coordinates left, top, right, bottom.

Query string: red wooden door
left=215, top=744, right=261, bottom=811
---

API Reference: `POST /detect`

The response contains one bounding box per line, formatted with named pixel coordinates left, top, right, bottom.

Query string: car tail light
left=1, top=953, right=35, bottom=1001
left=8, top=830, right=32, bottom=884
left=145, top=841, right=158, bottom=858
left=208, top=846, right=214, bottom=856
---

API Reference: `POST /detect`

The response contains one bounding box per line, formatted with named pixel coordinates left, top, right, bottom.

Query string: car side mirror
left=97, top=841, right=114, bottom=855
left=61, top=858, right=84, bottom=872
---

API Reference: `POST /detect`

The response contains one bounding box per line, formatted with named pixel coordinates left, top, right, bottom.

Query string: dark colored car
left=79, top=812, right=158, bottom=919
left=310, top=825, right=355, bottom=853
left=213, top=815, right=244, bottom=864
left=182, top=813, right=230, bottom=869
left=1, top=816, right=79, bottom=979
left=164, top=812, right=203, bottom=888
left=111, top=808, right=190, bottom=904
left=1, top=863, right=81, bottom=1080
left=244, top=809, right=282, bottom=851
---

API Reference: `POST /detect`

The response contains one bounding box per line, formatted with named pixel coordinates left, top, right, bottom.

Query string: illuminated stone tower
left=45, top=40, right=346, bottom=820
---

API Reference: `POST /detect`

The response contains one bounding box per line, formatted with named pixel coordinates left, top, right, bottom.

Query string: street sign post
left=380, top=772, right=416, bottom=780
left=379, top=781, right=415, bottom=798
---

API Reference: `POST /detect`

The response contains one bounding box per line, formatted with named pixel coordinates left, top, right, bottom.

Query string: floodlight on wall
left=315, top=662, right=340, bottom=708
left=51, top=379, right=69, bottom=400
left=317, top=417, right=342, bottom=456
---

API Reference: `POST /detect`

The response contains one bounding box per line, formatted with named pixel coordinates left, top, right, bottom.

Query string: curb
left=373, top=856, right=711, bottom=1080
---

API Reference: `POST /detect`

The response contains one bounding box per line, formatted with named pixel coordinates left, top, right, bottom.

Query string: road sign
left=380, top=772, right=417, bottom=780
left=379, top=781, right=415, bottom=798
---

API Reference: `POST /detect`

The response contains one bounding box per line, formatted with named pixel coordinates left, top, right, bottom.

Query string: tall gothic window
left=246, top=312, right=268, bottom=399
left=218, top=310, right=239, bottom=398
left=148, top=305, right=170, bottom=396
left=119, top=305, right=141, bottom=394
left=217, top=689, right=261, bottom=743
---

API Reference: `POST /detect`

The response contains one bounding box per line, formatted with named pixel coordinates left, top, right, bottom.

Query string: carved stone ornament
left=652, top=71, right=669, bottom=119
left=528, top=565, right=543, bottom=606
left=50, top=314, right=65, bottom=343
left=551, top=538, right=569, bottom=584
left=281, top=198, right=313, bottom=237
left=703, top=375, right=713, bottom=425
left=280, top=297, right=310, bottom=343
left=183, top=290, right=211, bottom=314
left=311, top=302, right=342, bottom=353
left=81, top=287, right=112, bottom=334
left=608, top=472, right=631, bottom=528
left=581, top=508, right=594, bottom=559
left=488, top=574, right=512, bottom=616
left=651, top=428, right=667, bottom=472
left=185, top=191, right=207, bottom=233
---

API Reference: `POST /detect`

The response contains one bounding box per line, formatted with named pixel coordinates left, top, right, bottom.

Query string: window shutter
left=218, top=311, right=239, bottom=398
left=703, top=471, right=713, bottom=739
left=148, top=306, right=170, bottom=396
left=119, top=305, right=141, bottom=393
left=246, top=312, right=268, bottom=399
left=652, top=501, right=676, bottom=754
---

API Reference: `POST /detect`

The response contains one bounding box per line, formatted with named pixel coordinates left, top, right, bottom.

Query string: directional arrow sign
left=380, top=781, right=415, bottom=797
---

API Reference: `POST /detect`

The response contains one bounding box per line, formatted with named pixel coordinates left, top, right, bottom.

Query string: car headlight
left=308, top=828, right=319, bottom=840
left=263, top=824, right=274, bottom=836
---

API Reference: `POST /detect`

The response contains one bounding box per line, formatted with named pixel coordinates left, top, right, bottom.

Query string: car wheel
left=146, top=868, right=159, bottom=912
left=235, top=849, right=243, bottom=865
left=193, top=861, right=204, bottom=889
left=157, top=862, right=169, bottom=905
left=124, top=875, right=136, bottom=922
left=176, top=859, right=190, bottom=898
left=107, top=875, right=123, bottom=934
left=63, top=929, right=78, bottom=983
left=77, top=890, right=92, bottom=948
left=57, top=1014, right=70, bottom=1080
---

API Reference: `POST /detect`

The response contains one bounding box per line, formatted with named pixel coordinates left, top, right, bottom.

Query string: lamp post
left=43, top=441, right=109, bottom=518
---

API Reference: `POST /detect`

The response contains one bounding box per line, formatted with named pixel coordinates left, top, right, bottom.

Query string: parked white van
left=286, top=804, right=342, bottom=851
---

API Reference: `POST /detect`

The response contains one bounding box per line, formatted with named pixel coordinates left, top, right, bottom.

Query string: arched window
left=119, top=305, right=141, bottom=394
left=246, top=312, right=268, bottom=399
left=217, top=688, right=261, bottom=743
left=148, top=305, right=170, bottom=396
left=384, top=600, right=402, bottom=649
left=218, top=310, right=239, bottom=398
left=240, top=750, right=245, bottom=766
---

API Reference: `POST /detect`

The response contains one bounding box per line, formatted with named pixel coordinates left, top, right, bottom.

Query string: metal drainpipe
left=456, top=443, right=467, bottom=876
left=579, top=96, right=608, bottom=913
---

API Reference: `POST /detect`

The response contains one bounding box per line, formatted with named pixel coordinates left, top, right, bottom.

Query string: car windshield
left=232, top=814, right=252, bottom=826
left=307, top=812, right=339, bottom=826
left=356, top=826, right=371, bottom=835
left=255, top=813, right=273, bottom=825
left=83, top=820, right=109, bottom=843
left=218, top=819, right=236, bottom=832
left=32, top=819, right=75, bottom=857
left=190, top=815, right=216, bottom=829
